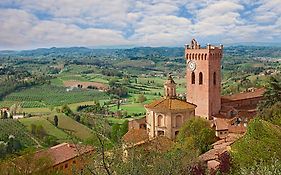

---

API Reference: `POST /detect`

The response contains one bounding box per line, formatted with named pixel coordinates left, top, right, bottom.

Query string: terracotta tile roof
left=207, top=160, right=220, bottom=170
left=199, top=147, right=227, bottom=162
left=228, top=126, right=246, bottom=134
left=144, top=98, right=196, bottom=111
left=221, top=88, right=265, bottom=102
left=35, top=143, right=94, bottom=166
left=213, top=118, right=229, bottom=131
left=122, top=129, right=149, bottom=145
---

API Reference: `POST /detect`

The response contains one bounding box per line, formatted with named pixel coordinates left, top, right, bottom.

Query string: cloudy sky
left=0, top=0, right=281, bottom=50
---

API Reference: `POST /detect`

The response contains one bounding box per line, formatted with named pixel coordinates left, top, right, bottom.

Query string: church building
left=125, top=39, right=264, bottom=142
left=144, top=75, right=196, bottom=140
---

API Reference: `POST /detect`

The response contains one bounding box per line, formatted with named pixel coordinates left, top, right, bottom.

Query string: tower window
left=213, top=72, right=217, bottom=85
left=199, top=72, right=203, bottom=85
left=204, top=54, right=207, bottom=60
left=191, top=72, right=195, bottom=84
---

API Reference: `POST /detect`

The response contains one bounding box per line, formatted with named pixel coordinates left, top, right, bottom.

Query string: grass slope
left=46, top=114, right=94, bottom=141
left=231, top=118, right=281, bottom=168
left=0, top=119, right=37, bottom=146
left=19, top=117, right=69, bottom=141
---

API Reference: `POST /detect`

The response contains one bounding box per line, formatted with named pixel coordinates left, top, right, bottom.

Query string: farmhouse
left=34, top=142, right=94, bottom=175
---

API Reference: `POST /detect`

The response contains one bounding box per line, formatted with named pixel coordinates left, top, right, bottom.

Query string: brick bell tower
left=185, top=39, right=223, bottom=120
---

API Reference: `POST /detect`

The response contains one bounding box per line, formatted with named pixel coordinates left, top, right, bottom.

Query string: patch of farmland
left=3, top=85, right=109, bottom=108
left=46, top=114, right=94, bottom=141
left=0, top=119, right=37, bottom=146
left=63, top=80, right=108, bottom=91
left=20, top=117, right=69, bottom=141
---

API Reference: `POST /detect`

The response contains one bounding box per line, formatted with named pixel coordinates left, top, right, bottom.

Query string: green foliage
left=0, top=119, right=36, bottom=147
left=231, top=118, right=281, bottom=169
left=236, top=157, right=281, bottom=175
left=30, top=124, right=47, bottom=139
left=61, top=104, right=73, bottom=116
left=137, top=94, right=147, bottom=103
left=258, top=102, right=281, bottom=126
left=176, top=117, right=216, bottom=154
left=258, top=76, right=281, bottom=111
left=53, top=115, right=58, bottom=127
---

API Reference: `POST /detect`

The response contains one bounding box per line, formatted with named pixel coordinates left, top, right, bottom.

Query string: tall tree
left=54, top=115, right=58, bottom=127
left=258, top=76, right=281, bottom=118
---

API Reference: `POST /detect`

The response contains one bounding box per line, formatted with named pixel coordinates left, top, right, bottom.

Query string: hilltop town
left=0, top=38, right=281, bottom=175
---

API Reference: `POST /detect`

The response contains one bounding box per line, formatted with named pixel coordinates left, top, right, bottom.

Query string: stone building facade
left=144, top=75, right=196, bottom=140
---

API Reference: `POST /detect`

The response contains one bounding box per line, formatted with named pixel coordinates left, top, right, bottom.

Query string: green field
left=19, top=117, right=70, bottom=141
left=1, top=84, right=108, bottom=108
left=0, top=119, right=37, bottom=146
left=110, top=103, right=146, bottom=115
left=46, top=114, right=95, bottom=141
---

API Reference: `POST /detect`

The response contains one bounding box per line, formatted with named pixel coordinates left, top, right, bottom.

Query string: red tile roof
left=144, top=98, right=196, bottom=111
left=228, top=126, right=246, bottom=134
left=35, top=143, right=94, bottom=166
left=221, top=88, right=265, bottom=102
left=213, top=118, right=229, bottom=131
left=122, top=129, right=149, bottom=145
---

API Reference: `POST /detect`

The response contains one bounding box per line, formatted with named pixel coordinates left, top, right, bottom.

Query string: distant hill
left=1, top=45, right=281, bottom=59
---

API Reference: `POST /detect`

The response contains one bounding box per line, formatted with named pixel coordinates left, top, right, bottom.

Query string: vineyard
left=0, top=119, right=37, bottom=146
left=1, top=85, right=109, bottom=108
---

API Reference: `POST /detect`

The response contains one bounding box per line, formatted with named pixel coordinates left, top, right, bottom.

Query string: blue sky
left=0, top=0, right=281, bottom=50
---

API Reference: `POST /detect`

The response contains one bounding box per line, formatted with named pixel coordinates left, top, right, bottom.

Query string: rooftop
left=35, top=143, right=94, bottom=166
left=144, top=98, right=196, bottom=111
left=213, top=118, right=229, bottom=131
left=221, top=88, right=265, bottom=102
left=122, top=129, right=149, bottom=145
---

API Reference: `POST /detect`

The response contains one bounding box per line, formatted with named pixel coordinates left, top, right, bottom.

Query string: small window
left=213, top=72, right=216, bottom=85
left=191, top=72, right=195, bottom=84
left=65, top=163, right=68, bottom=169
left=73, top=160, right=76, bottom=164
left=199, top=72, right=203, bottom=85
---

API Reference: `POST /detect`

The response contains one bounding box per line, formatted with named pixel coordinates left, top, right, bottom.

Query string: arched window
left=199, top=72, right=203, bottom=85
left=176, top=115, right=182, bottom=127
left=198, top=54, right=201, bottom=60
left=158, top=115, right=164, bottom=127
left=204, top=54, right=207, bottom=60
left=191, top=72, right=195, bottom=84
left=192, top=53, right=194, bottom=59
left=195, top=54, right=197, bottom=60
left=213, top=72, right=216, bottom=85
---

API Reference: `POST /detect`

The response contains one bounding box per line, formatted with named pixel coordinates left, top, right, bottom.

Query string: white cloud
left=0, top=0, right=281, bottom=49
